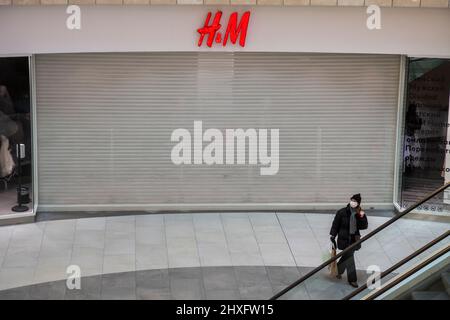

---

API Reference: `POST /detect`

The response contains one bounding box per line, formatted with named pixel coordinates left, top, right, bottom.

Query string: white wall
left=0, top=6, right=449, bottom=57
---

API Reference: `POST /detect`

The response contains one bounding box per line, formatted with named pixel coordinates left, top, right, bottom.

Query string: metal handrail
left=343, top=230, right=449, bottom=300
left=363, top=244, right=450, bottom=300
left=270, top=182, right=450, bottom=300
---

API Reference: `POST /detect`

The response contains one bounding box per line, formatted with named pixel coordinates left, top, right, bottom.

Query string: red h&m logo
left=197, top=11, right=251, bottom=48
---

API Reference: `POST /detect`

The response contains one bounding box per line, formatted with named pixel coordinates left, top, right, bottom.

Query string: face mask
left=350, top=201, right=358, bottom=208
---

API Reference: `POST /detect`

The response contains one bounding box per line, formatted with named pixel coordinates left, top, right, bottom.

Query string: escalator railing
left=270, top=182, right=450, bottom=300
left=344, top=230, right=449, bottom=300
left=361, top=241, right=449, bottom=300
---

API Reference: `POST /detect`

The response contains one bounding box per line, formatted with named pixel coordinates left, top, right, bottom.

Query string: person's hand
left=330, top=236, right=336, bottom=248
left=359, top=210, right=365, bottom=218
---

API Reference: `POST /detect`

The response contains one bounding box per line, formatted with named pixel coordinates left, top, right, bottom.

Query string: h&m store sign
left=197, top=11, right=251, bottom=48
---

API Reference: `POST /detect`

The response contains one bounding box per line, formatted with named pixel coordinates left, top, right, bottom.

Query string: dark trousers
left=337, top=247, right=357, bottom=283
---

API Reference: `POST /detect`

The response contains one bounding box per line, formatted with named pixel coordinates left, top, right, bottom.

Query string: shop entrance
left=35, top=52, right=400, bottom=212
left=399, top=58, right=450, bottom=215
left=0, top=57, right=33, bottom=217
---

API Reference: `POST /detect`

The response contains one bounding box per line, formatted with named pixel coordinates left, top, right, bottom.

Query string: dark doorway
left=0, top=57, right=33, bottom=215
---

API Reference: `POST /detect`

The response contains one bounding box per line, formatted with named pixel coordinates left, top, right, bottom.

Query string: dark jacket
left=330, top=204, right=368, bottom=250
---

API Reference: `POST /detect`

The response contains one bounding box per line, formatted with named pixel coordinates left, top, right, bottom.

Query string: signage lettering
left=197, top=11, right=251, bottom=48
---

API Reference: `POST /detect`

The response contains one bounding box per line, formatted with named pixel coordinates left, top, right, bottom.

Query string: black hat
left=351, top=193, right=362, bottom=204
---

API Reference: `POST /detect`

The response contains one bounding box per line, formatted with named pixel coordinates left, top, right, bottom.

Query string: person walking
left=329, top=193, right=368, bottom=288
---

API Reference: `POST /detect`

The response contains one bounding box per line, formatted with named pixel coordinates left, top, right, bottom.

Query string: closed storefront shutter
left=35, top=52, right=400, bottom=212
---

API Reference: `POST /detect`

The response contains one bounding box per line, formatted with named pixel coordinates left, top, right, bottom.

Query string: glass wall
left=399, top=58, right=450, bottom=216
left=0, top=57, right=33, bottom=216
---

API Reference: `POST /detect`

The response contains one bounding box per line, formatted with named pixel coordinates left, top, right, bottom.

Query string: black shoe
left=336, top=274, right=342, bottom=280
left=348, top=281, right=358, bottom=288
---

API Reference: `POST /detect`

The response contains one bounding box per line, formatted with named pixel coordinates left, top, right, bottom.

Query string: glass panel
left=400, top=58, right=450, bottom=216
left=0, top=57, right=33, bottom=215
left=276, top=186, right=450, bottom=300
left=349, top=231, right=449, bottom=300
left=372, top=250, right=449, bottom=300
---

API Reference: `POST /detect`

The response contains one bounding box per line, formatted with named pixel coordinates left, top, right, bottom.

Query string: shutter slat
left=35, top=52, right=400, bottom=211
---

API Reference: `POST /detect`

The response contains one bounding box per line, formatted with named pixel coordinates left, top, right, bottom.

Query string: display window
left=399, top=58, right=450, bottom=215
left=0, top=57, right=33, bottom=216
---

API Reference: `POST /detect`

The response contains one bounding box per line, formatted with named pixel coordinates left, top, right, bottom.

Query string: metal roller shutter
left=35, top=52, right=400, bottom=212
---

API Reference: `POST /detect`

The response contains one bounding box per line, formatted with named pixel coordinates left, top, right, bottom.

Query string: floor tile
left=104, top=237, right=135, bottom=256
left=202, top=266, right=238, bottom=291
left=230, top=252, right=264, bottom=266
left=38, top=239, right=73, bottom=260
left=258, top=243, right=296, bottom=266
left=265, top=266, right=301, bottom=287
left=238, top=285, right=274, bottom=300
left=135, top=244, right=168, bottom=270
left=0, top=226, right=13, bottom=252
left=276, top=283, right=310, bottom=300
left=0, top=267, right=35, bottom=290
left=136, top=269, right=170, bottom=290
left=74, top=230, right=105, bottom=249
left=33, top=259, right=69, bottom=284
left=136, top=227, right=165, bottom=245
left=253, top=228, right=287, bottom=244
left=167, top=239, right=200, bottom=268
left=0, top=286, right=31, bottom=300
left=2, top=250, right=40, bottom=268
left=29, top=280, right=66, bottom=300
left=205, top=288, right=241, bottom=300
left=135, top=214, right=164, bottom=228
left=169, top=267, right=205, bottom=300
left=65, top=275, right=102, bottom=300
left=103, top=254, right=135, bottom=274
left=102, top=271, right=135, bottom=288
left=170, top=277, right=205, bottom=300
left=71, top=246, right=104, bottom=270
left=195, top=231, right=227, bottom=246
left=101, top=272, right=136, bottom=300
left=137, top=287, right=171, bottom=300
left=234, top=266, right=271, bottom=287
left=76, top=217, right=106, bottom=231
left=197, top=244, right=232, bottom=267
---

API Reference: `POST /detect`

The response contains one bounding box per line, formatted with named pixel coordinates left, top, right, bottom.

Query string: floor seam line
left=275, top=211, right=297, bottom=268
left=219, top=212, right=243, bottom=299
left=162, top=214, right=172, bottom=299
left=191, top=214, right=207, bottom=300
left=247, top=212, right=275, bottom=296
left=33, top=221, right=47, bottom=287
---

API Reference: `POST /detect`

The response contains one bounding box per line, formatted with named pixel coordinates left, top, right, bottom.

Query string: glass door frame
left=393, top=55, right=408, bottom=212
left=393, top=55, right=450, bottom=216
left=30, top=55, right=38, bottom=216
left=0, top=54, right=37, bottom=221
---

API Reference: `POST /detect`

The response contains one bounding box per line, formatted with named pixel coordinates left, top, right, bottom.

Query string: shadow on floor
left=0, top=265, right=374, bottom=300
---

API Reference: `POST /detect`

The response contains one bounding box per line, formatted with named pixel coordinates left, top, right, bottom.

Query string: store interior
left=0, top=57, right=33, bottom=216
left=400, top=58, right=450, bottom=214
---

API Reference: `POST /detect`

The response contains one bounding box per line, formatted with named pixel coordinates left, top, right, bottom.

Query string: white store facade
left=0, top=6, right=449, bottom=221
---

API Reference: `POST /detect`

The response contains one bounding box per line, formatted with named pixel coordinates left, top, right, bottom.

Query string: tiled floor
left=0, top=212, right=448, bottom=299
left=0, top=266, right=377, bottom=300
